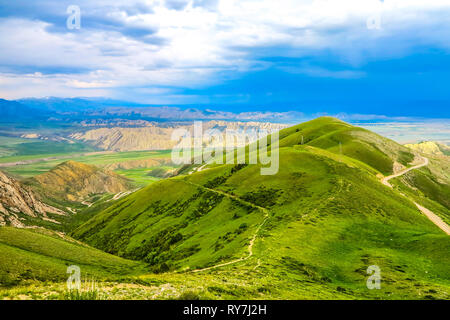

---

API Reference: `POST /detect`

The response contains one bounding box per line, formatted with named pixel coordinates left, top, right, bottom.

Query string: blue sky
left=0, top=0, right=450, bottom=118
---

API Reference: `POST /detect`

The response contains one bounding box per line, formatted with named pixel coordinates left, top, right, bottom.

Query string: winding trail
left=108, top=188, right=141, bottom=201
left=381, top=156, right=429, bottom=187
left=382, top=156, right=450, bottom=235
left=81, top=200, right=92, bottom=208
left=181, top=180, right=270, bottom=273
left=180, top=155, right=449, bottom=274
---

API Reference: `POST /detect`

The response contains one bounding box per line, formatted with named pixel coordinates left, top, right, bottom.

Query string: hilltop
left=72, top=117, right=450, bottom=299
left=27, top=160, right=134, bottom=203
left=0, top=171, right=65, bottom=227
left=277, top=117, right=416, bottom=175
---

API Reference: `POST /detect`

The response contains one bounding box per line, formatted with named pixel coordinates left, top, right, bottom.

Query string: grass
left=0, top=136, right=96, bottom=161
left=390, top=156, right=450, bottom=225
left=276, top=117, right=415, bottom=175
left=70, top=118, right=450, bottom=299
left=0, top=227, right=146, bottom=288
left=0, top=136, right=41, bottom=157
left=115, top=165, right=177, bottom=186
left=1, top=117, right=449, bottom=300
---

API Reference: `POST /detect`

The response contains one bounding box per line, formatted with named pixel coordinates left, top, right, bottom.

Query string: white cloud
left=0, top=0, right=450, bottom=100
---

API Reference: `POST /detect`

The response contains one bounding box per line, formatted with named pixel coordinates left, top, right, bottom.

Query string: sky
left=0, top=0, right=450, bottom=118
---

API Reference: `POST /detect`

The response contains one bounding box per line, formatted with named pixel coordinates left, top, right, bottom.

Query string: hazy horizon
left=1, top=1, right=450, bottom=118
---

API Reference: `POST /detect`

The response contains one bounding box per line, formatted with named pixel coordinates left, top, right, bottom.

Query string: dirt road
left=382, top=156, right=450, bottom=235
left=181, top=180, right=270, bottom=273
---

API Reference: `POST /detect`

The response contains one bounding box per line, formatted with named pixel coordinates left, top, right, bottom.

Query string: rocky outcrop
left=0, top=171, right=66, bottom=227
left=70, top=126, right=181, bottom=152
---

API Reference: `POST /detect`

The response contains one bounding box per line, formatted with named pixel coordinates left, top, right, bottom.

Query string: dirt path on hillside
left=382, top=156, right=450, bottom=235
left=381, top=156, right=429, bottom=187
left=181, top=180, right=270, bottom=273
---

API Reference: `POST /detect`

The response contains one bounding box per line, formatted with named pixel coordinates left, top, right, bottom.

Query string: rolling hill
left=278, top=117, right=415, bottom=175
left=390, top=145, right=450, bottom=226
left=26, top=161, right=134, bottom=203
left=72, top=117, right=450, bottom=299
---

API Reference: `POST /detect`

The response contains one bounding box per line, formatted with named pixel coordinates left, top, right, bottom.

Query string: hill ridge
left=28, top=160, right=134, bottom=202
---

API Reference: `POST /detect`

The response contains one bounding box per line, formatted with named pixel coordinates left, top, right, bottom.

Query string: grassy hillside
left=277, top=117, right=414, bottom=175
left=405, top=141, right=450, bottom=156
left=72, top=117, right=450, bottom=299
left=390, top=155, right=450, bottom=225
left=0, top=227, right=145, bottom=287
left=0, top=135, right=95, bottom=159
left=1, top=117, right=448, bottom=299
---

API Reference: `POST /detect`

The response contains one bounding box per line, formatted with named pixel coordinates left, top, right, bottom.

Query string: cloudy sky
left=0, top=0, right=450, bottom=117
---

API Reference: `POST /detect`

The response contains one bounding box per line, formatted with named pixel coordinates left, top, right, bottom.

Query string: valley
left=2, top=0, right=450, bottom=306
left=0, top=116, right=449, bottom=300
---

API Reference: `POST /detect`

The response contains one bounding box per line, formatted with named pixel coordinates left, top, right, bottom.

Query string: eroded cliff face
left=30, top=161, right=134, bottom=202
left=70, top=121, right=289, bottom=152
left=0, top=171, right=65, bottom=227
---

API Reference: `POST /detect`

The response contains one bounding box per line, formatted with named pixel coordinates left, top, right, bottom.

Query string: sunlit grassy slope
left=0, top=227, right=145, bottom=287
left=391, top=155, right=450, bottom=225
left=71, top=117, right=450, bottom=299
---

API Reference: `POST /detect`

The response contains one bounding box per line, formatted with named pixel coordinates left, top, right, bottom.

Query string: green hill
left=72, top=117, right=450, bottom=299
left=0, top=227, right=145, bottom=287
left=277, top=117, right=414, bottom=175
left=390, top=153, right=450, bottom=226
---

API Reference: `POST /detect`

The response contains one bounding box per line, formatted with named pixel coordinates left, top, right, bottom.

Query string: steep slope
left=70, top=121, right=288, bottom=152
left=0, top=227, right=144, bottom=287
left=27, top=161, right=134, bottom=203
left=390, top=153, right=450, bottom=226
left=72, top=117, right=450, bottom=298
left=0, top=171, right=65, bottom=227
left=278, top=117, right=415, bottom=175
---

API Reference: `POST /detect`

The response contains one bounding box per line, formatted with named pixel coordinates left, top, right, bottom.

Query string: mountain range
left=1, top=97, right=302, bottom=122
left=0, top=116, right=449, bottom=299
